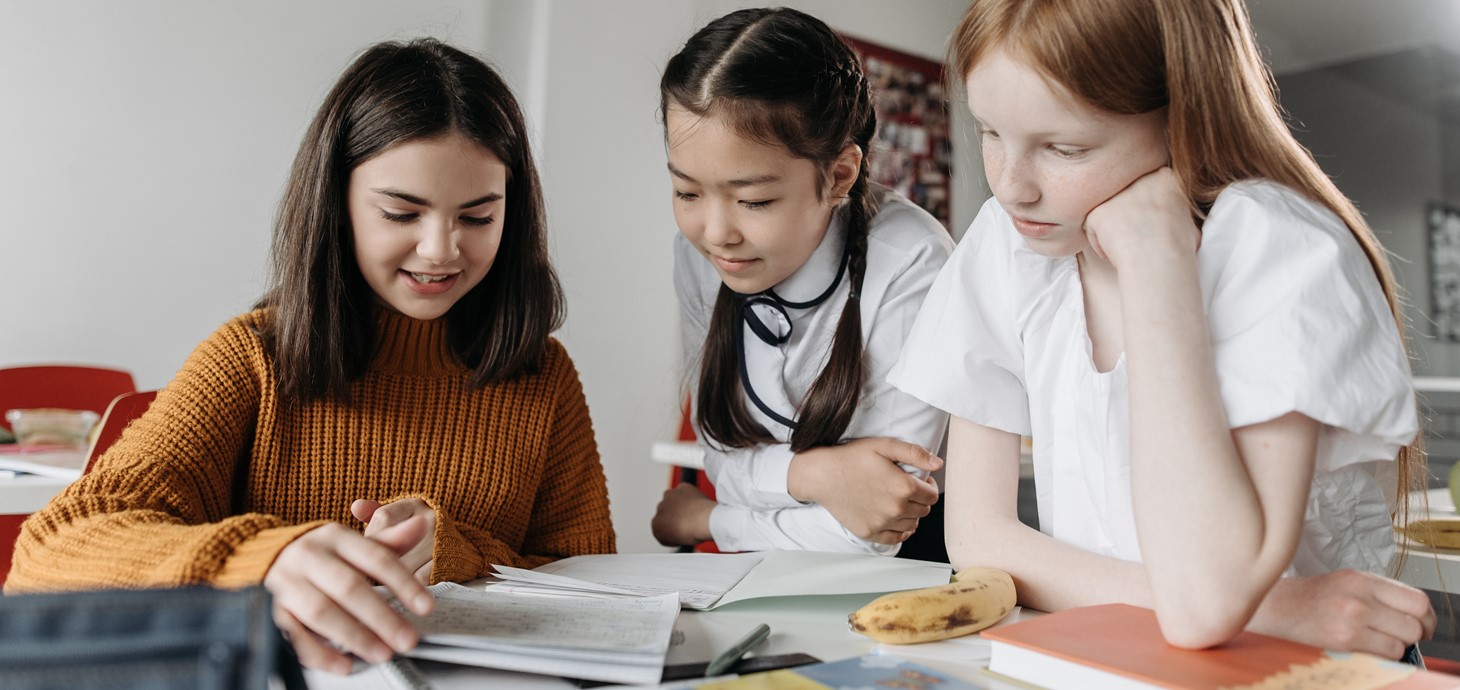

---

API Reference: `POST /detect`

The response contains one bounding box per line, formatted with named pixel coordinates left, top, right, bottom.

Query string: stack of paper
left=391, top=582, right=680, bottom=686
left=0, top=445, right=86, bottom=479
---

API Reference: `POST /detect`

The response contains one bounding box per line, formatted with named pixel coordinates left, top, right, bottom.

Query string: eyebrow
left=666, top=163, right=781, bottom=188
left=372, top=188, right=502, bottom=209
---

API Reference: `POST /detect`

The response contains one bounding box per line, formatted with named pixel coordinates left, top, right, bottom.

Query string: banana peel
left=847, top=566, right=1016, bottom=644
left=1399, top=518, right=1460, bottom=549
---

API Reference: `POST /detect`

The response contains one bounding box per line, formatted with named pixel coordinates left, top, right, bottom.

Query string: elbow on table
left=1153, top=598, right=1253, bottom=650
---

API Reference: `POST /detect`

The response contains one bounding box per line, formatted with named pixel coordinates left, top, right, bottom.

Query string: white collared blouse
left=889, top=180, right=1418, bottom=575
left=675, top=186, right=953, bottom=554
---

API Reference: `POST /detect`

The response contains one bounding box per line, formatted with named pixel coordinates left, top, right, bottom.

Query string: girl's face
left=966, top=48, right=1169, bottom=258
left=348, top=133, right=506, bottom=321
left=665, top=107, right=853, bottom=295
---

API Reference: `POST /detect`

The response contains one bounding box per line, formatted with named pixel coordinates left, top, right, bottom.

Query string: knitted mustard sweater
left=5, top=309, right=615, bottom=592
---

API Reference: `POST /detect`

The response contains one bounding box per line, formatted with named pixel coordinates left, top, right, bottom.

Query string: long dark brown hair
left=950, top=0, right=1424, bottom=544
left=258, top=38, right=563, bottom=402
left=662, top=7, right=878, bottom=453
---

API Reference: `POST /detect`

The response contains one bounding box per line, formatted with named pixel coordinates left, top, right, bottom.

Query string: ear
left=827, top=143, right=864, bottom=201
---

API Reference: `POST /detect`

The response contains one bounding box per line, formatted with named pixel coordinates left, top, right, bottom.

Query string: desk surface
left=307, top=594, right=1021, bottom=689
left=0, top=473, right=72, bottom=514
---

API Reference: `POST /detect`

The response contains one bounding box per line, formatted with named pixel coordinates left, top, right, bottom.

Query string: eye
left=674, top=190, right=699, bottom=202
left=1049, top=145, right=1086, bottom=159
left=740, top=199, right=773, bottom=210
left=461, top=214, right=495, bottom=227
left=978, top=127, right=1000, bottom=140
left=380, top=209, right=418, bottom=223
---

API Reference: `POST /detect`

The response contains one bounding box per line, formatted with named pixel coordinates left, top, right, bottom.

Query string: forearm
left=1119, top=251, right=1297, bottom=642
left=8, top=503, right=317, bottom=591
left=704, top=443, right=803, bottom=509
left=709, top=503, right=893, bottom=554
left=951, top=513, right=1151, bottom=611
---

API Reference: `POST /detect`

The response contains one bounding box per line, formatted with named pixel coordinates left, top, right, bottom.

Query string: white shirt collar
left=770, top=204, right=847, bottom=304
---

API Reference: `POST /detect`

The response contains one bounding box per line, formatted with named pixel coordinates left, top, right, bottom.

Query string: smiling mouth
left=407, top=272, right=455, bottom=283
left=712, top=255, right=758, bottom=274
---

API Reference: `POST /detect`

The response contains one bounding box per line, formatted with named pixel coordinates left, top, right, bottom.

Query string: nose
left=700, top=200, right=741, bottom=247
left=416, top=219, right=460, bottom=265
left=991, top=151, right=1040, bottom=207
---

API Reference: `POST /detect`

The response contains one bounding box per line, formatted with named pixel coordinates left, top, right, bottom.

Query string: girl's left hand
left=650, top=483, right=717, bottom=547
left=1083, top=167, right=1198, bottom=270
left=353, top=498, right=436, bottom=583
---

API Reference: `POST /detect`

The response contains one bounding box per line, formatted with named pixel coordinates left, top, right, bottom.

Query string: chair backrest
left=83, top=390, right=158, bottom=475
left=0, top=365, right=136, bottom=432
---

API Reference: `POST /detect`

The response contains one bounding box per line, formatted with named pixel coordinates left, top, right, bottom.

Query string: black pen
left=704, top=623, right=771, bottom=677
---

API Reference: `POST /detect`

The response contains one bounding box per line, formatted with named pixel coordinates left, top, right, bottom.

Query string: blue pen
left=704, top=623, right=772, bottom=677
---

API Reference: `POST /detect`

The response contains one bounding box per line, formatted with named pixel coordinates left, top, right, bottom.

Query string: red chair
left=0, top=365, right=137, bottom=587
left=0, top=365, right=136, bottom=432
left=83, top=390, right=158, bottom=475
left=667, top=401, right=722, bottom=553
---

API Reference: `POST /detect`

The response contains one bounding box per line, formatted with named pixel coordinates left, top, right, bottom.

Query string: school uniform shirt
left=888, top=180, right=1417, bottom=576
left=676, top=187, right=953, bottom=554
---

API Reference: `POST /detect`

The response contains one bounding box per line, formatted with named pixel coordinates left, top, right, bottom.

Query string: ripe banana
left=1400, top=518, right=1460, bottom=548
left=848, top=567, right=1016, bottom=644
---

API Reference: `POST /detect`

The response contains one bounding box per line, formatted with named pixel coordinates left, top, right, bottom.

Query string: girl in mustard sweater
left=6, top=38, right=615, bottom=674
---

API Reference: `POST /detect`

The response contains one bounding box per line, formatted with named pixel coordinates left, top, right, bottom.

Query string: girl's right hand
left=1252, top=569, right=1435, bottom=659
left=788, top=437, right=942, bottom=544
left=1082, top=167, right=1198, bottom=270
left=263, top=518, right=436, bottom=675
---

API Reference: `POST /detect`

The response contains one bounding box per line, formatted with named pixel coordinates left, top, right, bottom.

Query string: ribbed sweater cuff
left=214, top=521, right=329, bottom=589
left=431, top=510, right=485, bottom=582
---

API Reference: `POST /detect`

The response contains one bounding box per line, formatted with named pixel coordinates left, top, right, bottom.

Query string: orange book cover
left=981, top=603, right=1458, bottom=689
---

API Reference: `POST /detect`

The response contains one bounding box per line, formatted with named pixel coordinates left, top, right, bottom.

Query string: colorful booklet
left=695, top=654, right=981, bottom=689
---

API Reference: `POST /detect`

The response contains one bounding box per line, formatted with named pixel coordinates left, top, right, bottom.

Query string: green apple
left=1449, top=461, right=1460, bottom=510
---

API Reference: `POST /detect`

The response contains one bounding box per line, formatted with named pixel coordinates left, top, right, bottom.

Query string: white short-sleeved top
left=677, top=186, right=953, bottom=554
left=889, top=180, right=1417, bottom=575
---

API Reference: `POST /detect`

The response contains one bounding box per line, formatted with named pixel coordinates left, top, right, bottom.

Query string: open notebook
left=485, top=551, right=953, bottom=610
left=386, top=582, right=680, bottom=686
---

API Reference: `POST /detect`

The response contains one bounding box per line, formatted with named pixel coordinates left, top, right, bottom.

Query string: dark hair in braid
left=661, top=7, right=878, bottom=453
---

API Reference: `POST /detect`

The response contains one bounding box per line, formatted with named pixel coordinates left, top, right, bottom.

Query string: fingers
left=363, top=499, right=418, bottom=532
left=1347, top=626, right=1410, bottom=661
left=276, top=607, right=354, bottom=674
left=871, top=439, right=943, bottom=474
left=1371, top=579, right=1437, bottom=640
left=906, top=475, right=940, bottom=506
left=1085, top=223, right=1107, bottom=262
left=369, top=517, right=437, bottom=599
left=265, top=524, right=438, bottom=678
left=351, top=499, right=382, bottom=525
left=372, top=514, right=431, bottom=558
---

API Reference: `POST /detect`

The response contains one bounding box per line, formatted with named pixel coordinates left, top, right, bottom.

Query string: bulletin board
left=1431, top=202, right=1460, bottom=342
left=844, top=35, right=954, bottom=231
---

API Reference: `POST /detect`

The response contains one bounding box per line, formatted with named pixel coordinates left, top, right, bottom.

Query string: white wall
left=1277, top=65, right=1456, bottom=375
left=0, top=1, right=491, bottom=385
left=0, top=1, right=976, bottom=555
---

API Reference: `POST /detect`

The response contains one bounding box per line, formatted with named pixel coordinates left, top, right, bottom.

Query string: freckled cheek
left=1046, top=169, right=1115, bottom=219
left=980, top=151, right=1005, bottom=189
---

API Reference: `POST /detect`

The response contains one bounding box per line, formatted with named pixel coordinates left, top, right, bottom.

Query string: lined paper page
left=527, top=553, right=764, bottom=609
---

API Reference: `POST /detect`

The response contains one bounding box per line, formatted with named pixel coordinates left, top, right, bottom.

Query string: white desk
left=0, top=474, right=74, bottom=514
left=307, top=594, right=1021, bottom=689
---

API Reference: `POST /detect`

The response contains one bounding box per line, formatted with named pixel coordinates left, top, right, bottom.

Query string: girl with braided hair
left=650, top=7, right=953, bottom=559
